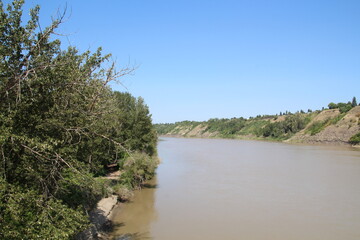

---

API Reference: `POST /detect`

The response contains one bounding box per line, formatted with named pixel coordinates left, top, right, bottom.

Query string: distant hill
left=155, top=105, right=360, bottom=146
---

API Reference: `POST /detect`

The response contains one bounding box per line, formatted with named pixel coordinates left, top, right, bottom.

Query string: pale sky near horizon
left=7, top=0, right=360, bottom=123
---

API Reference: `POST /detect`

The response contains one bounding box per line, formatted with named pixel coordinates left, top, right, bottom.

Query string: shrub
left=120, top=152, right=159, bottom=189
left=306, top=120, right=327, bottom=136
left=306, top=113, right=345, bottom=136
left=349, top=133, right=360, bottom=144
left=113, top=184, right=134, bottom=201
left=327, top=101, right=353, bottom=113
left=260, top=114, right=309, bottom=139
left=0, top=178, right=89, bottom=240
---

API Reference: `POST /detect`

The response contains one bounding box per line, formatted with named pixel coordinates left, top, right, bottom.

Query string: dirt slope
left=166, top=124, right=219, bottom=138
left=287, top=106, right=360, bottom=145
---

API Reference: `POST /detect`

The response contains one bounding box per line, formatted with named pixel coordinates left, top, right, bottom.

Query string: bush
left=0, top=178, right=89, bottom=240
left=349, top=133, right=360, bottom=144
left=328, top=101, right=353, bottom=113
left=55, top=168, right=111, bottom=210
left=306, top=120, right=327, bottom=136
left=120, top=152, right=159, bottom=189
left=260, top=114, right=309, bottom=139
left=113, top=184, right=134, bottom=201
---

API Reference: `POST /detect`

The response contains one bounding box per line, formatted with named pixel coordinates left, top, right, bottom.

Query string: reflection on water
left=110, top=178, right=157, bottom=239
left=111, top=137, right=360, bottom=240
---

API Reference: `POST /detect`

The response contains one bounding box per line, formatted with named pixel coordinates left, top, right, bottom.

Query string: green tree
left=352, top=97, right=357, bottom=107
left=0, top=1, right=157, bottom=238
left=328, top=102, right=337, bottom=109
left=111, top=92, right=157, bottom=158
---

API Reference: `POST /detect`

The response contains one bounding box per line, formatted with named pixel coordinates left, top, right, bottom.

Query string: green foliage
left=154, top=121, right=201, bottom=135
left=338, top=103, right=353, bottom=113
left=155, top=123, right=178, bottom=135
left=55, top=168, right=110, bottom=210
left=328, top=99, right=354, bottom=113
left=352, top=97, right=357, bottom=107
left=329, top=113, right=346, bottom=125
left=119, top=152, right=159, bottom=190
left=328, top=102, right=337, bottom=109
left=349, top=132, right=360, bottom=144
left=205, top=117, right=246, bottom=136
left=155, top=113, right=312, bottom=141
left=0, top=177, right=89, bottom=240
left=306, top=120, right=327, bottom=136
left=306, top=113, right=345, bottom=136
left=113, top=92, right=158, bottom=156
left=238, top=120, right=268, bottom=137
left=113, top=183, right=134, bottom=201
left=0, top=1, right=157, bottom=238
left=259, top=114, right=311, bottom=140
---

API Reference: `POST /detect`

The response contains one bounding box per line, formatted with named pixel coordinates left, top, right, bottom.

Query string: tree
left=0, top=2, right=99, bottom=237
left=328, top=102, right=337, bottom=109
left=112, top=92, right=157, bottom=157
left=0, top=1, right=157, bottom=238
left=352, top=97, right=357, bottom=107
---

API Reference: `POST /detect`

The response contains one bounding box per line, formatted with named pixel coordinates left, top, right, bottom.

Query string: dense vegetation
left=259, top=114, right=312, bottom=139
left=0, top=1, right=157, bottom=239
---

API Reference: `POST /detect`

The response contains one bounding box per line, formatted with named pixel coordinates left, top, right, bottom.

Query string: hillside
left=155, top=106, right=360, bottom=146
left=287, top=106, right=360, bottom=145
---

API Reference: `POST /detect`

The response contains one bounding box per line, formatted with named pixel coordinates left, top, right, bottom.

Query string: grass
left=306, top=113, right=345, bottom=136
left=306, top=120, right=328, bottom=136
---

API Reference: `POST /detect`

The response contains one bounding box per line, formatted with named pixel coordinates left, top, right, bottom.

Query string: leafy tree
left=352, top=97, right=357, bottom=107
left=260, top=114, right=304, bottom=139
left=0, top=1, right=157, bottom=238
left=328, top=102, right=337, bottom=109
left=328, top=101, right=353, bottom=113
left=112, top=92, right=157, bottom=157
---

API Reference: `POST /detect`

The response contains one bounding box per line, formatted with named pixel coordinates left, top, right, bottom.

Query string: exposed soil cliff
left=287, top=106, right=360, bottom=145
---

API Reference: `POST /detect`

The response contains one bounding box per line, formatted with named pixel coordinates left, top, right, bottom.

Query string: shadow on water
left=110, top=176, right=158, bottom=239
left=141, top=183, right=158, bottom=189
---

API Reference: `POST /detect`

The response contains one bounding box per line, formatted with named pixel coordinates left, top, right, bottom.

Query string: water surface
left=111, top=137, right=360, bottom=240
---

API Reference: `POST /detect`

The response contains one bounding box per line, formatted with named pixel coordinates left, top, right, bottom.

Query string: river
left=110, top=137, right=360, bottom=240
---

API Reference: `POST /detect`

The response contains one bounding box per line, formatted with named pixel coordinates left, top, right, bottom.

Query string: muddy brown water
left=110, top=137, right=360, bottom=240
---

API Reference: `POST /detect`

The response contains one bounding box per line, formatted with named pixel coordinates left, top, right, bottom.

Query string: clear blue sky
left=10, top=0, right=360, bottom=123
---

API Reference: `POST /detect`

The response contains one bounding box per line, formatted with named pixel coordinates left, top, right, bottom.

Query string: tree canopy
left=0, top=1, right=157, bottom=238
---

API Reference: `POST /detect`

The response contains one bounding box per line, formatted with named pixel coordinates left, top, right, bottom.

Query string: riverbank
left=76, top=171, right=123, bottom=240
left=156, top=106, right=360, bottom=147
left=77, top=153, right=159, bottom=239
left=76, top=195, right=119, bottom=240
